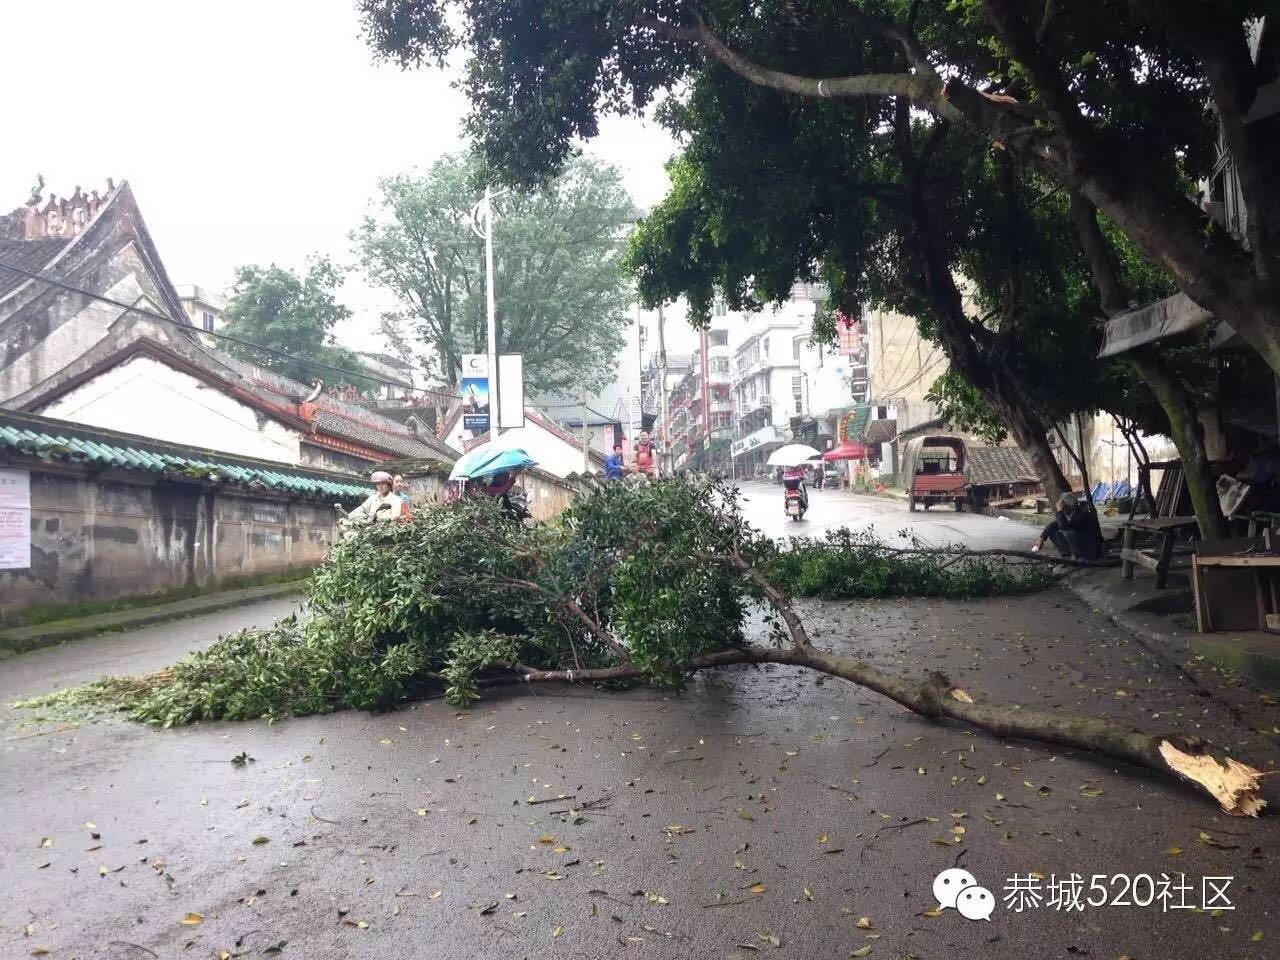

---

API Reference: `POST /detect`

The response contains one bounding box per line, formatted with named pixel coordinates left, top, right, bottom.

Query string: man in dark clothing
left=1033, top=492, right=1104, bottom=560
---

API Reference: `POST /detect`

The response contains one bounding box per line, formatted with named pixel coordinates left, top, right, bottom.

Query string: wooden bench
left=1119, top=516, right=1199, bottom=588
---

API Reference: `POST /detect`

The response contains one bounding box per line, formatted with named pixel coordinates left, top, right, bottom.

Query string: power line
left=0, top=258, right=459, bottom=401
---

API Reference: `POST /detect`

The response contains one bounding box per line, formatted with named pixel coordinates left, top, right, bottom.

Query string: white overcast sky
left=0, top=0, right=683, bottom=353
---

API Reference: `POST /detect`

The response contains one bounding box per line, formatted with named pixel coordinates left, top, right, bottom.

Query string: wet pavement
left=735, top=480, right=1030, bottom=549
left=3, top=496, right=1279, bottom=959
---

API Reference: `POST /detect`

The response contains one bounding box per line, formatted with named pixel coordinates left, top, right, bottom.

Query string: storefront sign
left=733, top=425, right=782, bottom=457
left=0, top=468, right=31, bottom=570
left=461, top=354, right=490, bottom=433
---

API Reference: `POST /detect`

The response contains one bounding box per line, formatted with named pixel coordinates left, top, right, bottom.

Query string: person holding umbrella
left=767, top=444, right=824, bottom=519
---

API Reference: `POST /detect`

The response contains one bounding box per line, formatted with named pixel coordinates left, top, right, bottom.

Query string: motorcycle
left=500, top=488, right=532, bottom=524
left=783, top=479, right=807, bottom=521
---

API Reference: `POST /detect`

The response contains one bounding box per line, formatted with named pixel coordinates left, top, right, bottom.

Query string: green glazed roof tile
left=0, top=412, right=369, bottom=501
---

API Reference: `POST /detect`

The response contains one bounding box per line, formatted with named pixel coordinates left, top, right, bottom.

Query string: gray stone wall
left=0, top=459, right=342, bottom=619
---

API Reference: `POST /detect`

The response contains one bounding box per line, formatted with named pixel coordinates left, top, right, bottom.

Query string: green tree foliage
left=25, top=478, right=1050, bottom=725
left=359, top=0, right=1280, bottom=375
left=352, top=151, right=635, bottom=392
left=219, top=260, right=375, bottom=390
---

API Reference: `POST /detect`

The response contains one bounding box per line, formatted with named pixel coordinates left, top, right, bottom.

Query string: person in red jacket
left=633, top=430, right=658, bottom=477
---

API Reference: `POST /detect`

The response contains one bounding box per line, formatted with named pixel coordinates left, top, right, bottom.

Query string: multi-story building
left=864, top=304, right=948, bottom=434
left=730, top=284, right=832, bottom=474
left=664, top=317, right=734, bottom=471
left=176, top=283, right=227, bottom=334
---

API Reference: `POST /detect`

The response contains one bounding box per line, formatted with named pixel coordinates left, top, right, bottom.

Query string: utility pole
left=580, top=384, right=590, bottom=474
left=656, top=304, right=669, bottom=475
left=699, top=328, right=710, bottom=468
left=471, top=186, right=501, bottom=435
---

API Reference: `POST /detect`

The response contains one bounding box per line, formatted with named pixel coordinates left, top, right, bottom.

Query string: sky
left=0, top=0, right=685, bottom=355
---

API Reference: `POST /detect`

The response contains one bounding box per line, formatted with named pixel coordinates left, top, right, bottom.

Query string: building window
left=713, top=296, right=727, bottom=317
left=763, top=338, right=769, bottom=357
left=793, top=338, right=805, bottom=360
left=791, top=376, right=803, bottom=397
left=710, top=329, right=729, bottom=346
left=201, top=311, right=215, bottom=332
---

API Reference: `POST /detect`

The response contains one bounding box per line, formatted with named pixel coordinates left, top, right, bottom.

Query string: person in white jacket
left=345, top=471, right=404, bottom=525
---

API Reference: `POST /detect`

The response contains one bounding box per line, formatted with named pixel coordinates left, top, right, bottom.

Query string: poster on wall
left=460, top=354, right=490, bottom=434
left=0, top=468, right=31, bottom=570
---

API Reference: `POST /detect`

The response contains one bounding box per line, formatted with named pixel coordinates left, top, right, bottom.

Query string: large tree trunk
left=992, top=386, right=1069, bottom=501
left=891, top=108, right=1068, bottom=501
left=1068, top=192, right=1227, bottom=537
left=512, top=644, right=1263, bottom=816
left=1129, top=347, right=1228, bottom=539
left=503, top=545, right=1267, bottom=815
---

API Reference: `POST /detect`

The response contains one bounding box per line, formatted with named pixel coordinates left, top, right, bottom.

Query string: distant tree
left=219, top=260, right=374, bottom=391
left=352, top=151, right=634, bottom=393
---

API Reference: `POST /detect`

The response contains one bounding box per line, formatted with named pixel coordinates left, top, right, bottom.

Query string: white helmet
left=370, top=470, right=393, bottom=483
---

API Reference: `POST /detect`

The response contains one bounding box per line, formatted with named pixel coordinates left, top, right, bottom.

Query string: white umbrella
left=766, top=443, right=824, bottom=467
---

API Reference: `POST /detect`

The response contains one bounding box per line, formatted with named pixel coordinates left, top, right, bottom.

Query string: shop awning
left=1097, top=293, right=1214, bottom=358
left=823, top=440, right=870, bottom=461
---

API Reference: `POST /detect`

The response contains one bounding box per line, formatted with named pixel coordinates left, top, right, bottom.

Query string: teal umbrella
left=448, top=444, right=537, bottom=481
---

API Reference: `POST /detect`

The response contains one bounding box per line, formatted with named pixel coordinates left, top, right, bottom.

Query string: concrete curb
left=1067, top=570, right=1280, bottom=691
left=0, top=581, right=306, bottom=657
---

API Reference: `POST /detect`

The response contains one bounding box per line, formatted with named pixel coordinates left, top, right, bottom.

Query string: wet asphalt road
left=734, top=481, right=1031, bottom=548
left=2, top=492, right=1278, bottom=960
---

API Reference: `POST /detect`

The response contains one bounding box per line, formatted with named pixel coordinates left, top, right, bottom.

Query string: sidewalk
left=0, top=580, right=306, bottom=657
left=1068, top=564, right=1280, bottom=692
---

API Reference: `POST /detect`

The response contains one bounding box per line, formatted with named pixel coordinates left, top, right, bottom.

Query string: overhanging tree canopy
left=358, top=0, right=1280, bottom=375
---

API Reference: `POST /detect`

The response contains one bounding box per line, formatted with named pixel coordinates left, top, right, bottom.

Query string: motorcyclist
left=339, top=470, right=405, bottom=532
left=481, top=469, right=531, bottom=522
left=781, top=464, right=808, bottom=514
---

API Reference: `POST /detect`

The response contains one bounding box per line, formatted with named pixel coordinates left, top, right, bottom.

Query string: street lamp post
left=471, top=186, right=503, bottom=434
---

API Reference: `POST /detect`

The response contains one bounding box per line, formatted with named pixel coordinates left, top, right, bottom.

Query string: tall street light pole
left=471, top=186, right=502, bottom=435
left=656, top=303, right=670, bottom=475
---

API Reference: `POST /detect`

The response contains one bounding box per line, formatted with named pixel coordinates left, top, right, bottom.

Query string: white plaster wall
left=798, top=340, right=853, bottom=418
left=446, top=416, right=593, bottom=478
left=37, top=355, right=302, bottom=464
left=866, top=306, right=947, bottom=430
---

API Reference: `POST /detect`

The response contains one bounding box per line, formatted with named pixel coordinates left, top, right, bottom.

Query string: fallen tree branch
left=859, top=545, right=1117, bottom=568
left=510, top=647, right=1265, bottom=816
left=690, top=550, right=813, bottom=649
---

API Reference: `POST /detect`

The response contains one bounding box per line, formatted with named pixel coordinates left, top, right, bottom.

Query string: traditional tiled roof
left=150, top=342, right=454, bottom=463
left=966, top=446, right=1040, bottom=488
left=310, top=407, right=454, bottom=462
left=0, top=238, right=71, bottom=300
left=0, top=409, right=370, bottom=500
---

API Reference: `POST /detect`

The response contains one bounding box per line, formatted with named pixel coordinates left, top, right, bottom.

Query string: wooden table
left=1192, top=551, right=1280, bottom=633
left=1119, top=516, right=1199, bottom=588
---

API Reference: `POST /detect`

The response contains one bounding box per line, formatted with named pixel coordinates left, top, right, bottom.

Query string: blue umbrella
left=448, top=444, right=537, bottom=481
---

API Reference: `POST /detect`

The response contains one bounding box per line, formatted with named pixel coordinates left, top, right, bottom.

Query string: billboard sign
left=461, top=354, right=490, bottom=434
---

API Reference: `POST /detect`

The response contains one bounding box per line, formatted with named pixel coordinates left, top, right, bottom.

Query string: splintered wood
left=1158, top=740, right=1267, bottom=817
